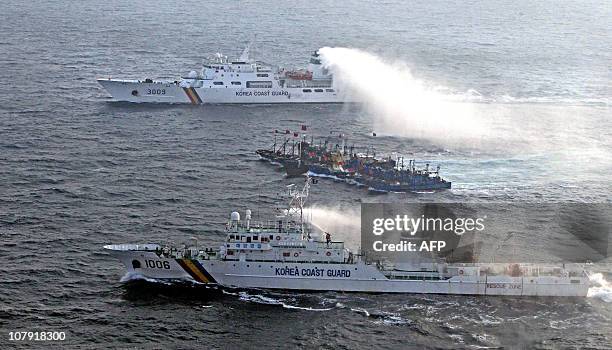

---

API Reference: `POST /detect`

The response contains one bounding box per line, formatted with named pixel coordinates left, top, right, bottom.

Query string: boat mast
left=286, top=176, right=311, bottom=224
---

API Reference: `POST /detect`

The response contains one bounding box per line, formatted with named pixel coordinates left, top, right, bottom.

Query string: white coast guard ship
left=97, top=45, right=343, bottom=104
left=105, top=178, right=590, bottom=296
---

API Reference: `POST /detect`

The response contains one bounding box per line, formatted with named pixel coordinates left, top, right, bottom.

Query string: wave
left=349, top=307, right=409, bottom=325
left=120, top=272, right=174, bottom=285
left=237, top=291, right=334, bottom=311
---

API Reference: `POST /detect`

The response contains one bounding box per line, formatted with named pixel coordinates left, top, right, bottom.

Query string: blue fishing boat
left=257, top=128, right=451, bottom=192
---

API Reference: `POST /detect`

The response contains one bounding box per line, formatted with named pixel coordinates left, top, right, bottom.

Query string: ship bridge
left=219, top=178, right=350, bottom=264
left=221, top=211, right=348, bottom=264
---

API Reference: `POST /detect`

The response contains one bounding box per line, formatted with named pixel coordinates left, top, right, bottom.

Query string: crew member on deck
left=325, top=232, right=331, bottom=246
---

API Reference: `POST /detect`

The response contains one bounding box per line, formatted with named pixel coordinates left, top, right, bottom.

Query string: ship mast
left=286, top=176, right=311, bottom=224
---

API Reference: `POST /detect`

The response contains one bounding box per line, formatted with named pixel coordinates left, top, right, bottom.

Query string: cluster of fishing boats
left=256, top=128, right=451, bottom=192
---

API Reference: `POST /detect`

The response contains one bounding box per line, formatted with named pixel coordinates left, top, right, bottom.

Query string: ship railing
left=476, top=263, right=583, bottom=277
left=308, top=241, right=344, bottom=249
left=222, top=257, right=349, bottom=264
left=233, top=220, right=305, bottom=234
left=274, top=241, right=306, bottom=248
left=104, top=244, right=160, bottom=252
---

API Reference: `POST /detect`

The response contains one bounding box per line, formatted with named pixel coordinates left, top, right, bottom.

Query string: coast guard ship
left=97, top=44, right=343, bottom=104
left=105, top=178, right=590, bottom=296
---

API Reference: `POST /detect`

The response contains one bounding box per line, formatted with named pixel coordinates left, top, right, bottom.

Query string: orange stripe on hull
left=177, top=259, right=209, bottom=283
left=182, top=87, right=202, bottom=104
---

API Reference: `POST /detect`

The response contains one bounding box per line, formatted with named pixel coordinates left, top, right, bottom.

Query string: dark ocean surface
left=1, top=0, right=611, bottom=348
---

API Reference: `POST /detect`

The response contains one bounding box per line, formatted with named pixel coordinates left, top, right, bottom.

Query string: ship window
left=257, top=73, right=269, bottom=77
left=283, top=252, right=290, bottom=257
left=269, top=235, right=274, bottom=240
left=131, top=260, right=141, bottom=269
left=326, top=89, right=334, bottom=92
left=213, top=81, right=224, bottom=85
left=246, top=81, right=273, bottom=88
left=231, top=81, right=241, bottom=85
left=302, top=89, right=312, bottom=93
left=314, top=89, right=324, bottom=92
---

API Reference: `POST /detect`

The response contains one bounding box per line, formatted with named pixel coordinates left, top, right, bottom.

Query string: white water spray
left=319, top=47, right=485, bottom=144
left=588, top=273, right=612, bottom=303
left=305, top=205, right=361, bottom=251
